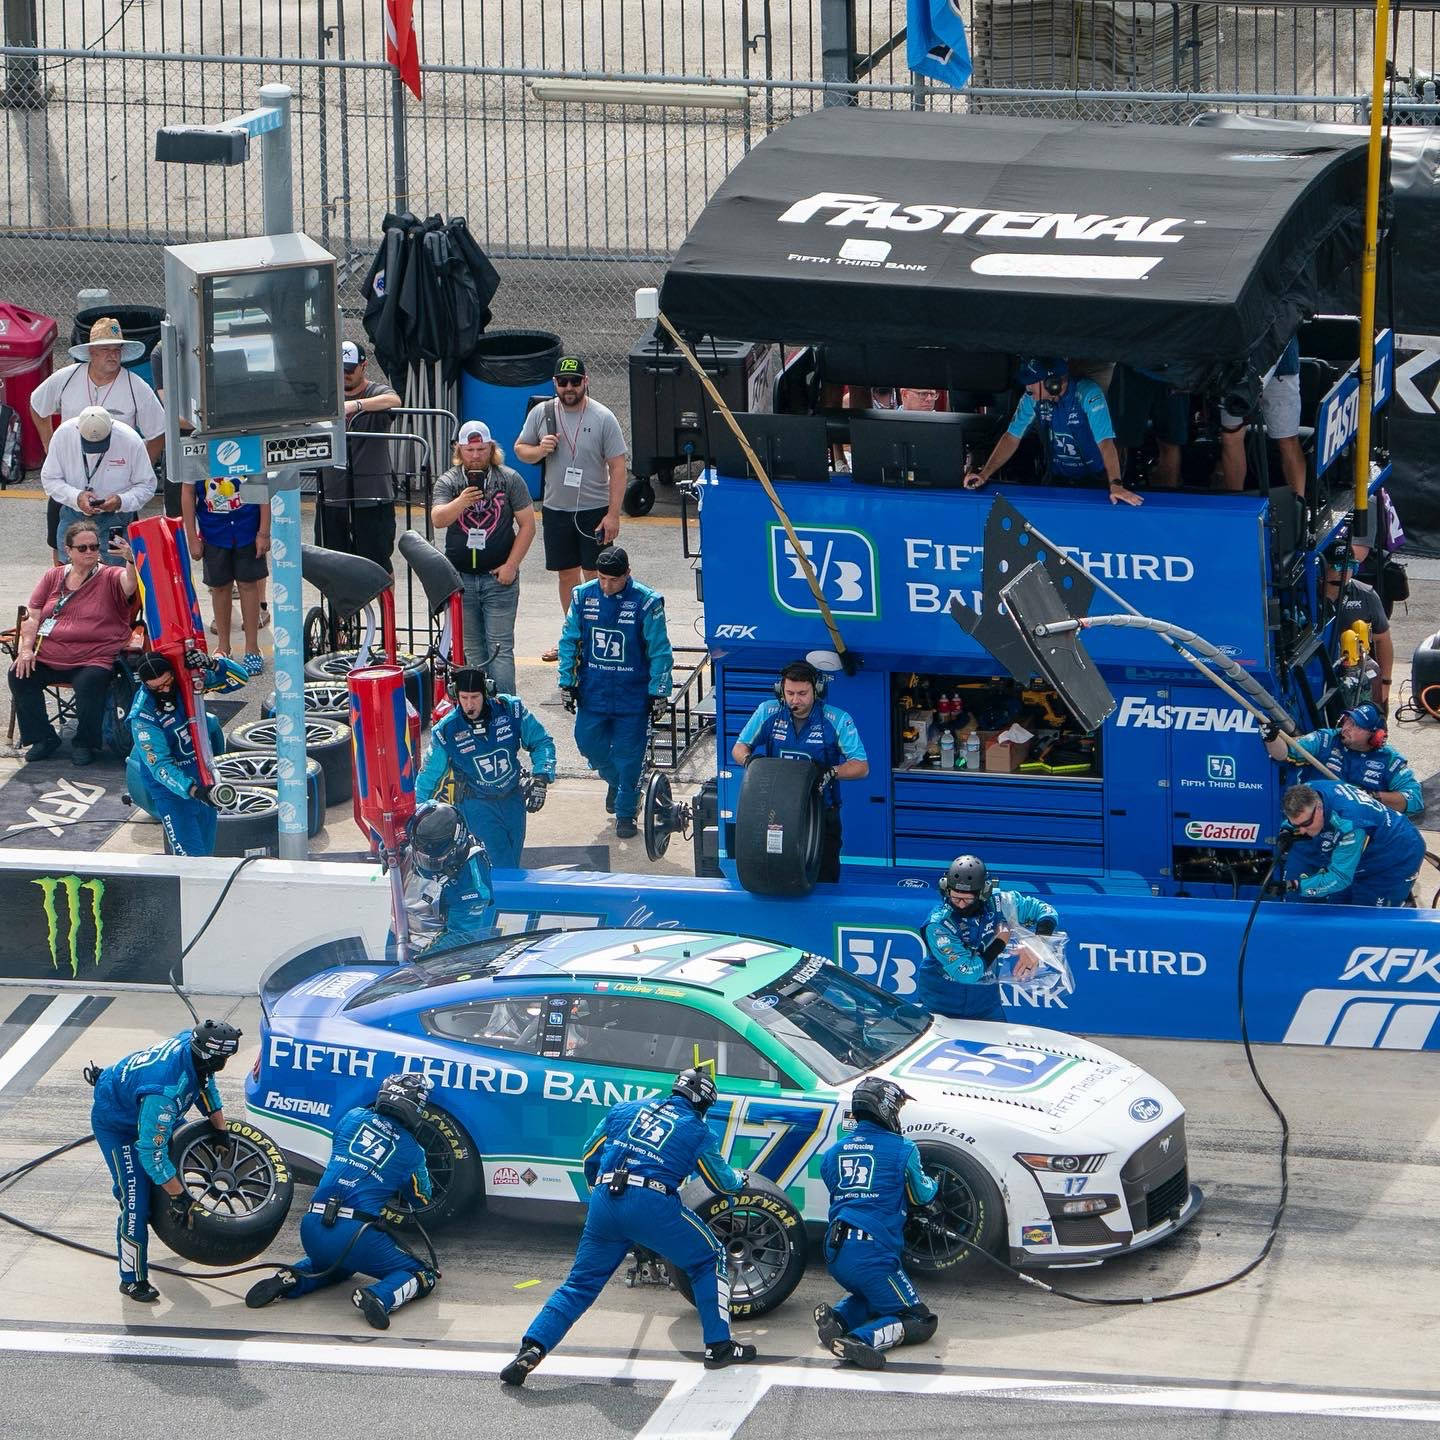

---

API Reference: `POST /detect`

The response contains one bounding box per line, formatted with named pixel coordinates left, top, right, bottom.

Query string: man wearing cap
left=557, top=546, right=672, bottom=840
left=316, top=342, right=402, bottom=572
left=40, top=407, right=156, bottom=562
left=1262, top=704, right=1422, bottom=818
left=30, top=318, right=166, bottom=559
left=416, top=666, right=557, bottom=868
left=964, top=358, right=1143, bottom=505
left=514, top=357, right=629, bottom=662
left=430, top=420, right=535, bottom=696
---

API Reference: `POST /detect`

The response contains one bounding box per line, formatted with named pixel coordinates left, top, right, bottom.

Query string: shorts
left=542, top=504, right=608, bottom=573
left=1221, top=371, right=1301, bottom=439
left=1110, top=367, right=1189, bottom=448
left=202, top=540, right=268, bottom=588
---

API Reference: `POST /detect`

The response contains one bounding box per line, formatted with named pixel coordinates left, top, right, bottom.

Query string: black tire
left=212, top=752, right=328, bottom=837
left=623, top=476, right=657, bottom=516
left=644, top=769, right=675, bottom=861
left=379, top=1107, right=482, bottom=1231
left=259, top=681, right=352, bottom=721
left=228, top=715, right=354, bottom=806
left=303, top=606, right=328, bottom=662
left=734, top=757, right=824, bottom=896
left=304, top=650, right=432, bottom=726
left=149, top=1118, right=295, bottom=1265
left=666, top=1174, right=808, bottom=1318
left=208, top=784, right=284, bottom=856
left=902, top=1142, right=1006, bottom=1275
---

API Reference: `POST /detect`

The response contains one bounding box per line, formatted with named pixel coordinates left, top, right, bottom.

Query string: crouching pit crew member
left=1263, top=704, right=1422, bottom=818
left=500, top=1067, right=756, bottom=1385
left=919, top=854, right=1059, bottom=1021
left=404, top=800, right=496, bottom=954
left=732, top=659, right=869, bottom=882
left=817, top=1078, right=939, bottom=1370
left=1277, top=780, right=1425, bottom=907
left=246, top=1073, right=439, bottom=1330
left=87, top=1020, right=241, bottom=1301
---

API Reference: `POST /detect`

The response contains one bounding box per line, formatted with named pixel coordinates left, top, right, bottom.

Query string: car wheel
left=666, top=1174, right=808, bottom=1318
left=304, top=650, right=432, bottom=725
left=227, top=715, right=354, bottom=806
left=303, top=606, right=328, bottom=662
left=149, top=1118, right=295, bottom=1265
left=212, top=752, right=327, bottom=838
left=902, top=1142, right=1006, bottom=1274
left=623, top=476, right=656, bottom=516
left=380, top=1106, right=482, bottom=1231
left=259, top=682, right=352, bottom=721
left=734, top=757, right=824, bottom=896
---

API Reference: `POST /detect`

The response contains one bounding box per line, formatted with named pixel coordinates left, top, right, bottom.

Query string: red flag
left=384, top=0, right=422, bottom=101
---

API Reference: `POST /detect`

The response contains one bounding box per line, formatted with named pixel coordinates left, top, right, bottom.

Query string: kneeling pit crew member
left=732, top=659, right=869, bottom=883
left=87, top=1020, right=241, bottom=1301
left=817, top=1078, right=940, bottom=1370
left=405, top=800, right=496, bottom=954
left=500, top=1066, right=756, bottom=1385
left=246, top=1073, right=439, bottom=1330
left=919, top=854, right=1059, bottom=1022
left=1278, top=780, right=1425, bottom=908
left=1262, top=704, right=1421, bottom=819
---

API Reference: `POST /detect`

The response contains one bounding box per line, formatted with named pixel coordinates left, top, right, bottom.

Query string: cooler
left=0, top=302, right=59, bottom=471
left=459, top=329, right=563, bottom=500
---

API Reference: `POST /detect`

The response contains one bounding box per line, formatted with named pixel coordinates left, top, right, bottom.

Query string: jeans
left=55, top=505, right=130, bottom=564
left=8, top=660, right=113, bottom=751
left=457, top=570, right=521, bottom=696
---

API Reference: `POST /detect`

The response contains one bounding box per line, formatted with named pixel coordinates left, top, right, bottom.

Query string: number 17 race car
left=243, top=928, right=1202, bottom=1315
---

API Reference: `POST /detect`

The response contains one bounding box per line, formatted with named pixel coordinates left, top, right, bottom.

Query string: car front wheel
left=903, top=1142, right=1006, bottom=1274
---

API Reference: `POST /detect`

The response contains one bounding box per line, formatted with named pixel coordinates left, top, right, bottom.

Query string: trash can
left=70, top=303, right=164, bottom=387
left=459, top=329, right=563, bottom=500
left=0, top=302, right=59, bottom=472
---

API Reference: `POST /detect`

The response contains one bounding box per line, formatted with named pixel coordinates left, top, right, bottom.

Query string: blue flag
left=907, top=0, right=973, bottom=90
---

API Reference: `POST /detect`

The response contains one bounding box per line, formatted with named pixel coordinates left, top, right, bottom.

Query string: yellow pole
left=1352, top=0, right=1392, bottom=519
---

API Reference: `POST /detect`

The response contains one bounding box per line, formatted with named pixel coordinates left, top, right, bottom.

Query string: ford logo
left=1129, top=1097, right=1164, bottom=1123
left=897, top=878, right=929, bottom=890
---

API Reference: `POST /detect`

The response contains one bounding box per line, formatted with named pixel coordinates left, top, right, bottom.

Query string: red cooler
left=0, top=303, right=59, bottom=471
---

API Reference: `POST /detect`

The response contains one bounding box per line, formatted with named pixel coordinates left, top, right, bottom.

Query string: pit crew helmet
left=672, top=1066, right=718, bottom=1115
left=849, top=1077, right=913, bottom=1134
left=375, top=1072, right=431, bottom=1131
left=939, top=854, right=990, bottom=899
left=190, top=1019, right=243, bottom=1074
left=409, top=802, right=470, bottom=879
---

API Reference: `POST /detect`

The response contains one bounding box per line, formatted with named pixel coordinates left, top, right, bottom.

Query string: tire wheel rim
left=218, top=787, right=278, bottom=817
left=311, top=651, right=422, bottom=679
left=711, top=1204, right=792, bottom=1306
left=413, top=1114, right=458, bottom=1212
left=904, top=1160, right=983, bottom=1267
left=241, top=719, right=344, bottom=748
left=215, top=755, right=277, bottom=783
left=178, top=1131, right=282, bottom=1218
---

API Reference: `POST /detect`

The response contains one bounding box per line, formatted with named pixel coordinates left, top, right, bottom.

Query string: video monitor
left=710, top=412, right=831, bottom=485
left=848, top=410, right=1003, bottom=489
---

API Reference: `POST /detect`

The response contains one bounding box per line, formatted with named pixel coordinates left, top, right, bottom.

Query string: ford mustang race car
left=245, top=928, right=1202, bottom=1312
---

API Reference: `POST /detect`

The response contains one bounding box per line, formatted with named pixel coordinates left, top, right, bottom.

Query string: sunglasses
left=555, top=377, right=584, bottom=388
left=70, top=542, right=101, bottom=552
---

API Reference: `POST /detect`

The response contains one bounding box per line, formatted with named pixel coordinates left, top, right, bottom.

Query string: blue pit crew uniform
left=736, top=698, right=867, bottom=882
left=521, top=1094, right=741, bottom=1354
left=415, top=697, right=556, bottom=868
left=90, top=1033, right=223, bottom=1288
left=1283, top=779, right=1425, bottom=906
left=273, top=1104, right=437, bottom=1319
left=125, top=655, right=247, bottom=857
left=820, top=1119, right=938, bottom=1355
left=1277, top=729, right=1423, bottom=818
left=557, top=576, right=672, bottom=823
left=408, top=846, right=496, bottom=958
left=919, top=889, right=1059, bottom=1022
left=1007, top=377, right=1116, bottom=485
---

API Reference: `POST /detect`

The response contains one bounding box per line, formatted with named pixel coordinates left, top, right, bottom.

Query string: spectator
left=31, top=317, right=165, bottom=559
left=8, top=522, right=138, bottom=766
left=514, top=356, right=628, bottom=663
left=1108, top=365, right=1187, bottom=489
left=316, top=342, right=401, bottom=573
left=40, top=407, right=156, bottom=563
left=964, top=358, right=1143, bottom=506
left=430, top=420, right=535, bottom=696
left=181, top=475, right=270, bottom=678
left=1219, top=338, right=1306, bottom=496
left=1324, top=543, right=1392, bottom=710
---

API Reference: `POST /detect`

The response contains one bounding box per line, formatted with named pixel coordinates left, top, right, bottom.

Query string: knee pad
left=900, top=1304, right=938, bottom=1345
left=414, top=1267, right=438, bottom=1300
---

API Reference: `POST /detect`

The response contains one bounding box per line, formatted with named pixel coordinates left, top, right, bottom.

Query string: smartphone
left=108, top=533, right=125, bottom=551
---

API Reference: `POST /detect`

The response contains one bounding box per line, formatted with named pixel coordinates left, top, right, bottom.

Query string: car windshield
left=735, top=954, right=931, bottom=1084
left=343, top=934, right=545, bottom=1010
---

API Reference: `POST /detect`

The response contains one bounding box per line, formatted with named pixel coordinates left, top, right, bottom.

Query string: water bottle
left=940, top=730, right=955, bottom=771
left=965, top=730, right=982, bottom=772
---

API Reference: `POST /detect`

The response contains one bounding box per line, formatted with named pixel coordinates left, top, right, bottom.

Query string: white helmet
left=76, top=406, right=114, bottom=450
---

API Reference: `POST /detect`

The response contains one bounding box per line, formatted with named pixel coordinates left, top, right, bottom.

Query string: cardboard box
left=985, top=736, right=1033, bottom=772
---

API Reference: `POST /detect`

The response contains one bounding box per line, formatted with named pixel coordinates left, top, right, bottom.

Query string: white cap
left=457, top=419, right=492, bottom=444
left=76, top=406, right=114, bottom=444
left=341, top=340, right=363, bottom=367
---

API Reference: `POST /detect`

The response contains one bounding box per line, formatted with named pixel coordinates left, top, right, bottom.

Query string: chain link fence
left=4, top=0, right=1439, bottom=425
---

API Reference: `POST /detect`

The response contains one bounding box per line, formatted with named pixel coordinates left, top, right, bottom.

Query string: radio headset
left=774, top=660, right=828, bottom=702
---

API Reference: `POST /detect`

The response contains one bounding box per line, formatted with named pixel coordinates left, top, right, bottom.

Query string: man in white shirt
left=41, top=407, right=156, bottom=564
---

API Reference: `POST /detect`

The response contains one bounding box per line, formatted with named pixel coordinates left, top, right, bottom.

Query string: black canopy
left=659, top=109, right=1371, bottom=389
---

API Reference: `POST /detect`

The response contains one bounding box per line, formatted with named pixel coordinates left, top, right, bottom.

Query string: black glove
left=191, top=783, right=218, bottom=806
left=560, top=686, right=578, bottom=715
left=524, top=777, right=549, bottom=814
left=1034, top=917, right=1057, bottom=937
left=816, top=766, right=838, bottom=792
left=649, top=695, right=669, bottom=725
left=167, top=1194, right=196, bottom=1229
left=184, top=646, right=208, bottom=673
left=1274, top=828, right=1296, bottom=854
left=1260, top=719, right=1287, bottom=744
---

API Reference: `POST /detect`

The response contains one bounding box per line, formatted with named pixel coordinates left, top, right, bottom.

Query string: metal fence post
left=391, top=69, right=410, bottom=212
left=1, top=0, right=40, bottom=103
left=820, top=0, right=857, bottom=107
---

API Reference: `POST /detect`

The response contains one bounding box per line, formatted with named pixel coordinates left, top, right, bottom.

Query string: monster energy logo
left=33, top=876, right=105, bottom=977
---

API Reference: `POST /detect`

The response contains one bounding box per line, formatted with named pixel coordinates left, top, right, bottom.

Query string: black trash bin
left=460, top=329, right=563, bottom=499
left=71, top=304, right=165, bottom=386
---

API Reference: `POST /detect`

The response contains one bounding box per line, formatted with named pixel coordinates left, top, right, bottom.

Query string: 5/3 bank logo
left=836, top=925, right=922, bottom=996
left=33, top=875, right=105, bottom=978
left=769, top=525, right=879, bottom=619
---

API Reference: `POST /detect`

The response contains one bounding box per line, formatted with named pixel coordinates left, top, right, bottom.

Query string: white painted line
left=634, top=1367, right=774, bottom=1440
left=0, top=993, right=86, bottom=1092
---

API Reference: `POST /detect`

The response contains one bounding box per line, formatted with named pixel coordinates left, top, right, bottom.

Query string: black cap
left=135, top=652, right=175, bottom=685
left=595, top=545, right=629, bottom=576
left=554, top=355, right=587, bottom=379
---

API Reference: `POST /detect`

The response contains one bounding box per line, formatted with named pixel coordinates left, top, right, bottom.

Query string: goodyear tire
left=228, top=715, right=354, bottom=806
left=259, top=682, right=352, bottom=721
left=666, top=1174, right=808, bottom=1318
left=149, top=1118, right=294, bottom=1265
left=304, top=649, right=432, bottom=723
left=212, top=752, right=327, bottom=838
left=734, top=757, right=824, bottom=897
left=379, top=1106, right=482, bottom=1231
left=902, top=1142, right=1006, bottom=1274
left=206, top=784, right=286, bottom=857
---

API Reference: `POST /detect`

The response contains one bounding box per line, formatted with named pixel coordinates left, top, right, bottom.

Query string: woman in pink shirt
left=8, top=519, right=139, bottom=766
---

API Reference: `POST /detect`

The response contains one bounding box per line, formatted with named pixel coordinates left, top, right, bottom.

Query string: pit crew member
left=416, top=665, right=556, bottom=868
left=245, top=1073, right=439, bottom=1330
left=1279, top=780, right=1426, bottom=907
left=816, top=1077, right=939, bottom=1370
left=918, top=854, right=1059, bottom=1021
left=87, top=1020, right=241, bottom=1301
left=405, top=801, right=496, bottom=954
left=732, top=659, right=869, bottom=883
left=500, top=1067, right=756, bottom=1385
left=1263, top=703, right=1422, bottom=818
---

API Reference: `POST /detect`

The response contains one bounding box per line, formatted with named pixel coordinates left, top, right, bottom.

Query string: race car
left=245, top=928, right=1202, bottom=1312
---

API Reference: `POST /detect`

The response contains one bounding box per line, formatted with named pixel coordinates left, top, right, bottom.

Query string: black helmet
left=135, top=652, right=176, bottom=686
left=849, top=1077, right=913, bottom=1133
left=672, top=1066, right=718, bottom=1115
left=409, top=802, right=470, bottom=879
left=374, top=1072, right=431, bottom=1130
left=190, top=1019, right=242, bottom=1074
left=939, top=854, right=989, bottom=899
left=450, top=666, right=493, bottom=697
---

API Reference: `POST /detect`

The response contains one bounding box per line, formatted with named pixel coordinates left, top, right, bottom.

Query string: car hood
left=876, top=1017, right=1175, bottom=1137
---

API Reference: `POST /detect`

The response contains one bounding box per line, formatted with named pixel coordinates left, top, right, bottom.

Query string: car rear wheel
left=379, top=1106, right=483, bottom=1231
left=903, top=1142, right=1005, bottom=1274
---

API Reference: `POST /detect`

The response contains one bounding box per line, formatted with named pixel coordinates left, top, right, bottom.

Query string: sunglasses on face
left=70, top=542, right=101, bottom=552
left=555, top=377, right=584, bottom=388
